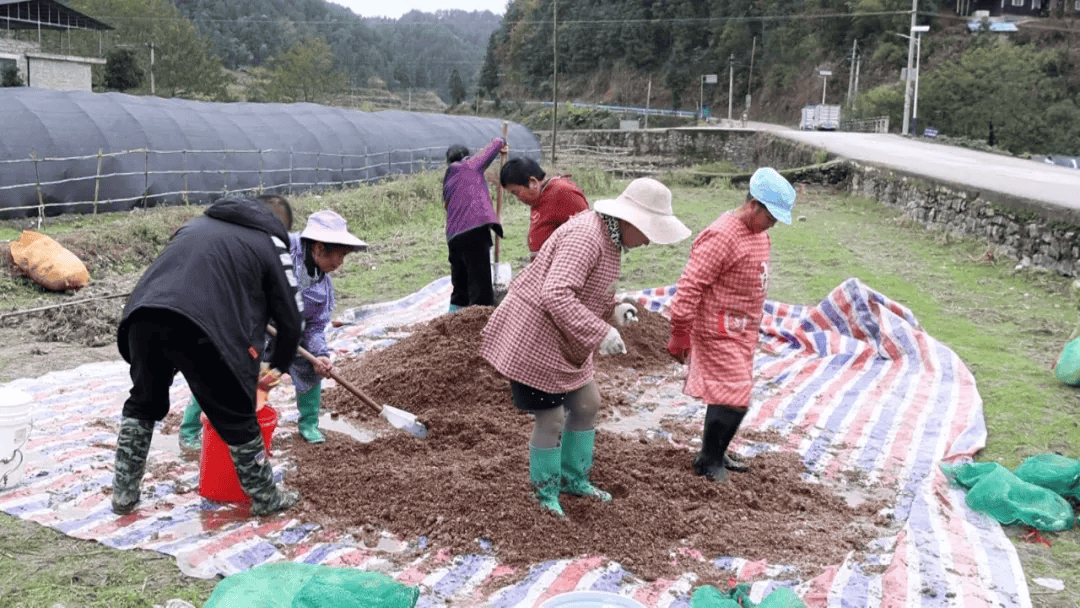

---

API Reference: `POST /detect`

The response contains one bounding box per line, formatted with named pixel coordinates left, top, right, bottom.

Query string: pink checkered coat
left=480, top=211, right=620, bottom=393
left=669, top=212, right=771, bottom=407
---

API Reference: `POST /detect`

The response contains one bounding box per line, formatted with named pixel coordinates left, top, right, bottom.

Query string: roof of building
left=0, top=0, right=113, bottom=31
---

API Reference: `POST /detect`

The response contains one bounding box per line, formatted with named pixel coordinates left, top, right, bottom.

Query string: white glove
left=610, top=302, right=638, bottom=326
left=599, top=325, right=627, bottom=355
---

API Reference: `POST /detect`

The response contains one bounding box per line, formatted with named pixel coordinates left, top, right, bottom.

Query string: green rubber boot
left=560, top=429, right=612, bottom=503
left=529, top=444, right=565, bottom=517
left=178, top=397, right=202, bottom=452
left=111, top=417, right=155, bottom=515
left=296, top=382, right=325, bottom=444
left=228, top=434, right=301, bottom=516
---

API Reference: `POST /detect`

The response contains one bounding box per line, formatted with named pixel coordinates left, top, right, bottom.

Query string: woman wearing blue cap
left=666, top=167, right=796, bottom=482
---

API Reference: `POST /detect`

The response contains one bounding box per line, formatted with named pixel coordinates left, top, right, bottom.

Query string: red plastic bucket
left=198, top=404, right=278, bottom=503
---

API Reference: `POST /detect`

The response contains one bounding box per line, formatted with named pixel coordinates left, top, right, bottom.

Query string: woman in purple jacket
left=442, top=136, right=507, bottom=312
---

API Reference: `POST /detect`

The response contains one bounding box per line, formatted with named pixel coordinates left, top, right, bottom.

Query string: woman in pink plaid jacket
left=667, top=167, right=796, bottom=483
left=480, top=178, right=690, bottom=517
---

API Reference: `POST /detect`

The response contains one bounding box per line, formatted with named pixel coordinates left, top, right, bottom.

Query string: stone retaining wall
left=540, top=128, right=1080, bottom=276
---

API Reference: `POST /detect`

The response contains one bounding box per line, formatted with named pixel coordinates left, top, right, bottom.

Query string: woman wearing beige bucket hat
left=480, top=178, right=690, bottom=517
left=179, top=209, right=366, bottom=447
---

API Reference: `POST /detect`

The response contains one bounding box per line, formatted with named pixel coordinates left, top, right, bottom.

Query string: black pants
left=122, top=308, right=260, bottom=445
left=448, top=226, right=494, bottom=308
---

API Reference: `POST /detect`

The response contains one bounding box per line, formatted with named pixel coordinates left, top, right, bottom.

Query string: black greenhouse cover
left=0, top=89, right=542, bottom=218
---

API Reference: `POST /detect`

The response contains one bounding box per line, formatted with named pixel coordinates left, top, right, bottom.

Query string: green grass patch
left=1, top=168, right=1078, bottom=606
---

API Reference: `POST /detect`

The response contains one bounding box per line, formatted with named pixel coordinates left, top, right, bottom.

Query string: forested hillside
left=60, top=0, right=498, bottom=103
left=477, top=0, right=1080, bottom=156
left=19, top=0, right=1080, bottom=156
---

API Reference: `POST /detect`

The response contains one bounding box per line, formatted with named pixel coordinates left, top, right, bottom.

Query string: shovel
left=265, top=325, right=428, bottom=438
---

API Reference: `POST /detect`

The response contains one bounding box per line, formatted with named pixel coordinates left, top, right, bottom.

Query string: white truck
left=800, top=105, right=842, bottom=131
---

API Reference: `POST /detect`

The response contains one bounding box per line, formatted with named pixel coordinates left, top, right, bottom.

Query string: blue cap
left=749, top=167, right=796, bottom=224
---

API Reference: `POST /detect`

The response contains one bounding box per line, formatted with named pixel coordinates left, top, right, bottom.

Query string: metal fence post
left=258, top=149, right=264, bottom=194
left=340, top=153, right=345, bottom=189
left=182, top=150, right=189, bottom=204
left=31, top=150, right=43, bottom=230
left=289, top=150, right=294, bottom=194
left=222, top=150, right=229, bottom=196
left=315, top=152, right=321, bottom=192
left=143, top=148, right=149, bottom=208
left=93, top=148, right=103, bottom=215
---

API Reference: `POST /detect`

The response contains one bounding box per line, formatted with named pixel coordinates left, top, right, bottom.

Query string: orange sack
left=8, top=230, right=90, bottom=291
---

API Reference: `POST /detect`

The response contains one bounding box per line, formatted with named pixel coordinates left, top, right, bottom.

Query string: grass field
left=1, top=166, right=1078, bottom=607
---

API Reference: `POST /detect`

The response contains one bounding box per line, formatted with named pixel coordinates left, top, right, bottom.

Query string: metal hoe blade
left=380, top=404, right=428, bottom=438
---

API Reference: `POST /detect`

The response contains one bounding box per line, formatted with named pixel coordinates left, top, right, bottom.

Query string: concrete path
left=730, top=123, right=1080, bottom=212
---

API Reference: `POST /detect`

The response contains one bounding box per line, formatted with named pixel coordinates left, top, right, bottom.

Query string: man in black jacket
left=112, top=194, right=305, bottom=517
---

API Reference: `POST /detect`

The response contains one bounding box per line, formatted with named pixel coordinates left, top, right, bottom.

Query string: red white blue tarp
left=0, top=277, right=1030, bottom=607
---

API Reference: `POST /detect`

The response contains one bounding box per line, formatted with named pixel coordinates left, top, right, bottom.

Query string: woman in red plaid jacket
left=480, top=178, right=690, bottom=517
left=667, top=167, right=796, bottom=482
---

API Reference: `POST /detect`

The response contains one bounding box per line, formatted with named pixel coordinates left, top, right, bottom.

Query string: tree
left=479, top=32, right=500, bottom=101
left=257, top=36, right=347, bottom=103
left=1, top=64, right=23, bottom=87
left=448, top=68, right=466, bottom=105
left=919, top=43, right=1067, bottom=154
left=153, top=15, right=232, bottom=99
left=104, top=48, right=144, bottom=91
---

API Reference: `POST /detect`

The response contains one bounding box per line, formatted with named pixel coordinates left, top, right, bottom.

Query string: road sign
left=924, top=127, right=938, bottom=138
left=703, top=74, right=717, bottom=84
left=819, top=70, right=833, bottom=76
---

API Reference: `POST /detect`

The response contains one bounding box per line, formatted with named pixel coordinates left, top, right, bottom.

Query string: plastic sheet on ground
left=0, top=276, right=1031, bottom=607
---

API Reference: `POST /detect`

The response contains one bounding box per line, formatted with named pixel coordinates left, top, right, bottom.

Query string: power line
left=69, top=10, right=914, bottom=26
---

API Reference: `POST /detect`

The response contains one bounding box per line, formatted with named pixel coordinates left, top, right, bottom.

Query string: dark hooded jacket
left=117, top=196, right=304, bottom=404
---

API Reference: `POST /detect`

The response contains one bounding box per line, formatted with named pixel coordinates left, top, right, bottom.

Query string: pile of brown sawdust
left=289, top=306, right=888, bottom=583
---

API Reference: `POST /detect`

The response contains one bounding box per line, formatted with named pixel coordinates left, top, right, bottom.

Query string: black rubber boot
left=111, top=417, right=155, bottom=515
left=228, top=435, right=301, bottom=516
left=693, top=405, right=747, bottom=482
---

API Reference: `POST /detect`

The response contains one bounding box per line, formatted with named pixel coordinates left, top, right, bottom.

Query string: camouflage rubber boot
left=178, top=397, right=202, bottom=452
left=529, top=444, right=566, bottom=517
left=111, top=417, right=155, bottom=515
left=560, top=429, right=612, bottom=503
left=228, top=434, right=301, bottom=516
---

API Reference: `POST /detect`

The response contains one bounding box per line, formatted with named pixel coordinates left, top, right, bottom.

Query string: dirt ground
left=1, top=288, right=1073, bottom=606
left=289, top=306, right=892, bottom=588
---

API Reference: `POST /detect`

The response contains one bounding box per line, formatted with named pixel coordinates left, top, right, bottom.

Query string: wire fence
left=0, top=144, right=542, bottom=226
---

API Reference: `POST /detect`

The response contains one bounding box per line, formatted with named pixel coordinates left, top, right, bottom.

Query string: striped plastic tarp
left=0, top=276, right=1030, bottom=607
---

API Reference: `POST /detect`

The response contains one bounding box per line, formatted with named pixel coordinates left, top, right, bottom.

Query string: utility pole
left=644, top=76, right=651, bottom=129
left=551, top=0, right=557, bottom=165
left=727, top=54, right=734, bottom=121
left=846, top=39, right=857, bottom=108
left=148, top=41, right=155, bottom=96
left=745, top=37, right=755, bottom=120
left=853, top=54, right=861, bottom=110
left=901, top=0, right=917, bottom=136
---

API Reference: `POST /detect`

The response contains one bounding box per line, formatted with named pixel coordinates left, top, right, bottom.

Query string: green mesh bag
left=203, top=562, right=419, bottom=608
left=1013, top=454, right=1080, bottom=501
left=1053, top=336, right=1080, bottom=385
left=942, top=462, right=1075, bottom=532
left=691, top=583, right=806, bottom=608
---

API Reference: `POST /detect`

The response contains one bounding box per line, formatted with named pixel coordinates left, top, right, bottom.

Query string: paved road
left=734, top=123, right=1080, bottom=212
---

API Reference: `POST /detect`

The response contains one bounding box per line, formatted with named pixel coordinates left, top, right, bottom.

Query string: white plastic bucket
left=539, top=591, right=647, bottom=608
left=0, top=386, right=33, bottom=490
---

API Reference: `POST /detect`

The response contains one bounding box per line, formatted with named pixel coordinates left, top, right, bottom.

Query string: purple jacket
left=443, top=136, right=505, bottom=242
left=287, top=232, right=335, bottom=393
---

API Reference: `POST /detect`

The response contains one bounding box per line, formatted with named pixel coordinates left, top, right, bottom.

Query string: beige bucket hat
left=300, top=210, right=367, bottom=250
left=593, top=178, right=691, bottom=245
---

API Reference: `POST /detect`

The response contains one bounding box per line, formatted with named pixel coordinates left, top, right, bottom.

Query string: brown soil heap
left=291, top=306, right=887, bottom=584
